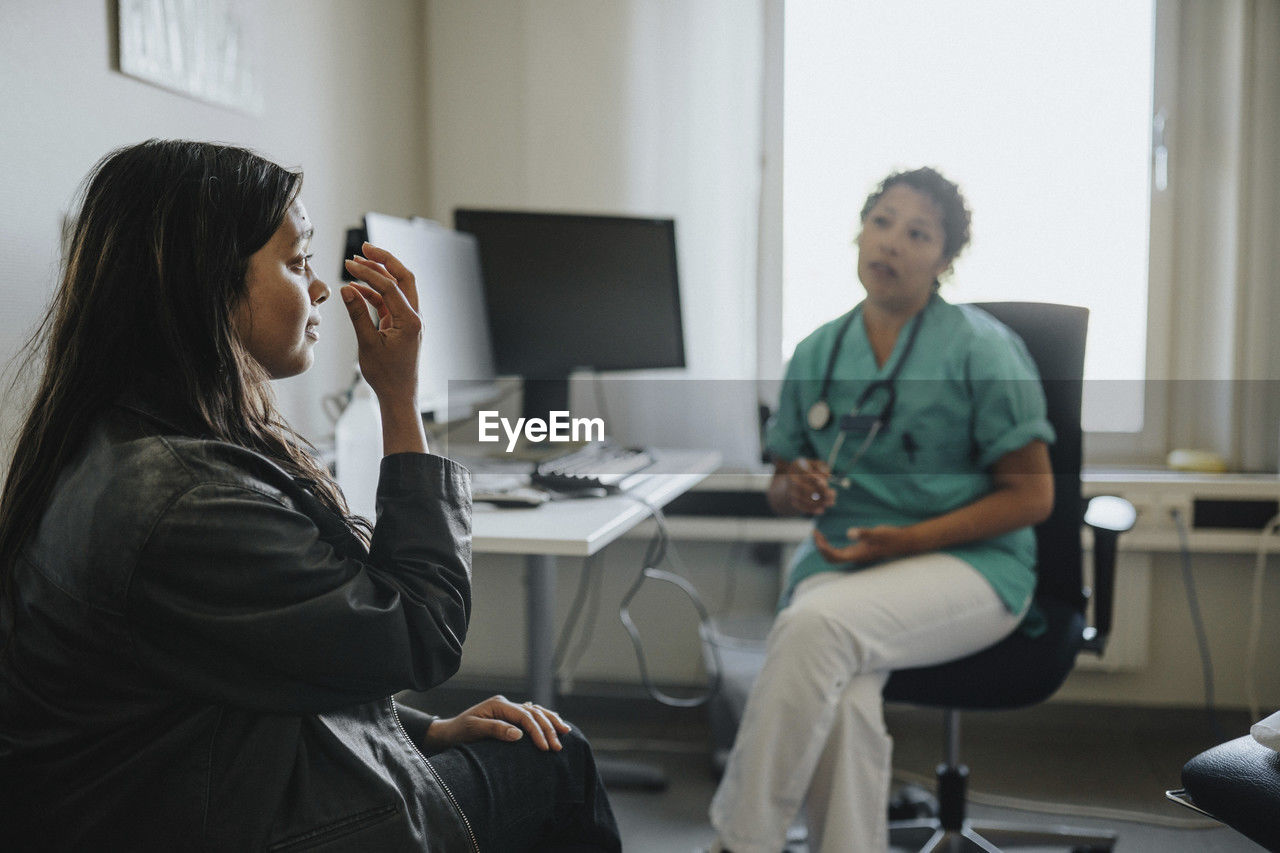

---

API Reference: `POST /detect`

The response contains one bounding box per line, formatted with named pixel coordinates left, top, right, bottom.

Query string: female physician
left=709, top=168, right=1055, bottom=853
left=0, top=140, right=620, bottom=851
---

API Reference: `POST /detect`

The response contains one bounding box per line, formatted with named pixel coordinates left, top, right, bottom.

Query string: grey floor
left=418, top=685, right=1264, bottom=852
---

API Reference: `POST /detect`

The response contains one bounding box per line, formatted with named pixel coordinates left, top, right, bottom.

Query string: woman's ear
left=935, top=254, right=956, bottom=284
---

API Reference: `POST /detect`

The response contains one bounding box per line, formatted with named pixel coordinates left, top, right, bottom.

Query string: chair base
left=889, top=817, right=1116, bottom=852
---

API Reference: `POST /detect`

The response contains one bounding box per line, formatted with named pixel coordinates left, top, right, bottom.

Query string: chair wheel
left=888, top=783, right=938, bottom=820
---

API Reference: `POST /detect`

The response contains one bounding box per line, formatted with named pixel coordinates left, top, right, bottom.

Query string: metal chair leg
left=887, top=709, right=1118, bottom=852
left=890, top=818, right=1116, bottom=852
left=969, top=821, right=1116, bottom=850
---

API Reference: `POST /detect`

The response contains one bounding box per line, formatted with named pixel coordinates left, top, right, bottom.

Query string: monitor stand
left=504, top=376, right=596, bottom=461
left=520, top=375, right=571, bottom=425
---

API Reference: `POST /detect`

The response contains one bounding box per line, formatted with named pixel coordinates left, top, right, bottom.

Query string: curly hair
left=859, top=167, right=972, bottom=264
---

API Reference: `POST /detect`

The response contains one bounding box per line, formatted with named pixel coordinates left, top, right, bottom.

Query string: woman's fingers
left=813, top=529, right=860, bottom=564
left=790, top=480, right=833, bottom=515
left=546, top=707, right=571, bottom=733
left=359, top=242, right=419, bottom=311
left=344, top=280, right=391, bottom=326
left=813, top=526, right=905, bottom=566
left=466, top=717, right=524, bottom=743
left=466, top=696, right=565, bottom=751
left=518, top=702, right=563, bottom=751
left=790, top=459, right=835, bottom=512
left=794, top=458, right=831, bottom=480
left=344, top=255, right=418, bottom=329
left=340, top=285, right=377, bottom=346
left=341, top=247, right=423, bottom=402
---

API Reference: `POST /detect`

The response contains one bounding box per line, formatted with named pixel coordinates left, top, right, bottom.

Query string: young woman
left=709, top=168, right=1055, bottom=852
left=0, top=139, right=620, bottom=851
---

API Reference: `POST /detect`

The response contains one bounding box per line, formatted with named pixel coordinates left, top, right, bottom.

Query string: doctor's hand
left=814, top=525, right=914, bottom=566
left=423, top=695, right=570, bottom=753
left=771, top=458, right=837, bottom=516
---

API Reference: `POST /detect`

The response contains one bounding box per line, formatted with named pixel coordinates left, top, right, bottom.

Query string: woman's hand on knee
left=424, top=695, right=571, bottom=752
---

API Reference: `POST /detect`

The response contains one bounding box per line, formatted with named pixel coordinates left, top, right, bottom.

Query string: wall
left=1058, top=548, right=1280, bottom=710
left=423, top=0, right=765, bottom=466
left=0, top=0, right=429, bottom=454
left=420, top=0, right=773, bottom=693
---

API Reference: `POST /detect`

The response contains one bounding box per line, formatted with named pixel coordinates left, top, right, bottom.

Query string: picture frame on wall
left=116, top=0, right=263, bottom=114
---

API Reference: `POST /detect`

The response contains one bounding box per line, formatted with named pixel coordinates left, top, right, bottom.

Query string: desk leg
left=526, top=553, right=668, bottom=792
left=526, top=554, right=556, bottom=708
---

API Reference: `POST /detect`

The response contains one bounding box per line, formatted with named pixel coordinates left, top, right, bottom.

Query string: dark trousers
left=428, top=725, right=621, bottom=852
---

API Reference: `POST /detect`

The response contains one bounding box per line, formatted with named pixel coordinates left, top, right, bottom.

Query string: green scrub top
left=766, top=292, right=1055, bottom=625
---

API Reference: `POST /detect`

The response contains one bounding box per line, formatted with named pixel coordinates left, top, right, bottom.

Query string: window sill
left=649, top=466, right=1280, bottom=553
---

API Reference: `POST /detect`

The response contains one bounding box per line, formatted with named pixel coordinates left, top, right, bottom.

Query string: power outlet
left=1130, top=493, right=1193, bottom=534
left=1161, top=495, right=1194, bottom=533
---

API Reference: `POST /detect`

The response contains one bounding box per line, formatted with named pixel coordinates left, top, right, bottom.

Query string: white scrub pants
left=709, top=553, right=1026, bottom=853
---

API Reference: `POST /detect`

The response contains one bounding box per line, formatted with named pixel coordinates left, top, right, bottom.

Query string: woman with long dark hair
left=0, top=139, right=619, bottom=851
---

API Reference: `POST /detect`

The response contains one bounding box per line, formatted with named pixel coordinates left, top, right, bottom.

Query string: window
left=782, top=0, right=1157, bottom=433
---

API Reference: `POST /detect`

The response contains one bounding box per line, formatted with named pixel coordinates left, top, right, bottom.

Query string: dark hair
left=1, top=140, right=367, bottom=620
left=859, top=167, right=972, bottom=265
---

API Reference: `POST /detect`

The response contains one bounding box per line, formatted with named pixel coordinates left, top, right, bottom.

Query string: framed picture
left=117, top=0, right=263, bottom=114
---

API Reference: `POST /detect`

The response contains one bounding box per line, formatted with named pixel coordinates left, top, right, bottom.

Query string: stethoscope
left=806, top=302, right=928, bottom=488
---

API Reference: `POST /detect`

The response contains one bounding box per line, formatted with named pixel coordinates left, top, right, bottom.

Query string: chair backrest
left=969, top=303, right=1087, bottom=612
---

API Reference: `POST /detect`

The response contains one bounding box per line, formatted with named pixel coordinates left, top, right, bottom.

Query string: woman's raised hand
left=340, top=242, right=422, bottom=405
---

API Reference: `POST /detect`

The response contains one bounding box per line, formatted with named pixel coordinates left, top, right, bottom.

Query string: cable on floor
left=889, top=767, right=1223, bottom=831
left=615, top=492, right=722, bottom=708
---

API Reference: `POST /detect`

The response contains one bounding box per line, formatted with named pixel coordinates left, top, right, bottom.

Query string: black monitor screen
left=453, top=209, right=686, bottom=379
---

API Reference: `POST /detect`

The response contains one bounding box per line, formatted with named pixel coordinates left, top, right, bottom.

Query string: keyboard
left=531, top=444, right=655, bottom=493
left=466, top=461, right=549, bottom=508
left=471, top=485, right=549, bottom=508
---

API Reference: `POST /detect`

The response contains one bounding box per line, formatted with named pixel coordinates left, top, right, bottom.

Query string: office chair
left=883, top=302, right=1135, bottom=853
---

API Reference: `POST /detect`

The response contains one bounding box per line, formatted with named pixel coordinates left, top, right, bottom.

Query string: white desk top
left=470, top=449, right=720, bottom=557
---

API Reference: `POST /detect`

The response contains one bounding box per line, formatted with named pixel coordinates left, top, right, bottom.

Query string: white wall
left=421, top=0, right=774, bottom=693
left=1058, top=549, right=1280, bottom=709
left=423, top=0, right=765, bottom=468
left=0, top=0, right=429, bottom=452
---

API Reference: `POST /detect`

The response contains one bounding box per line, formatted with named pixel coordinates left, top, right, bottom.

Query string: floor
left=416, top=684, right=1264, bottom=852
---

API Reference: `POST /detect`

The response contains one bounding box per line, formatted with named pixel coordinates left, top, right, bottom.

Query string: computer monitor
left=361, top=213, right=498, bottom=421
left=453, top=209, right=686, bottom=422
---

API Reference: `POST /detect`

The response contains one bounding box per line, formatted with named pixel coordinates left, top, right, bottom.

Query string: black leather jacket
left=0, top=397, right=477, bottom=851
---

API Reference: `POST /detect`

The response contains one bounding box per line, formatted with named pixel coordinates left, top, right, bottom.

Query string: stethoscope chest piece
left=807, top=400, right=833, bottom=431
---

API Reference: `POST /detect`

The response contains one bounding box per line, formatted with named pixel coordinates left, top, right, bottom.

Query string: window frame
left=759, top=0, right=1179, bottom=468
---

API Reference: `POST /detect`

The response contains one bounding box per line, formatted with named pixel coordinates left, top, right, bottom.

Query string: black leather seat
left=1168, top=735, right=1280, bottom=851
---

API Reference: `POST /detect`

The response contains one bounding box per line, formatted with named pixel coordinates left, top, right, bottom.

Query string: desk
left=470, top=449, right=720, bottom=706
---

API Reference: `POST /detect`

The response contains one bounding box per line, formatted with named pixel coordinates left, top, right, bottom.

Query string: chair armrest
left=1081, top=495, right=1136, bottom=655
left=1180, top=735, right=1280, bottom=849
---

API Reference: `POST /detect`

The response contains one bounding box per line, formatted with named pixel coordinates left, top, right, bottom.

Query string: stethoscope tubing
left=809, top=301, right=930, bottom=487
